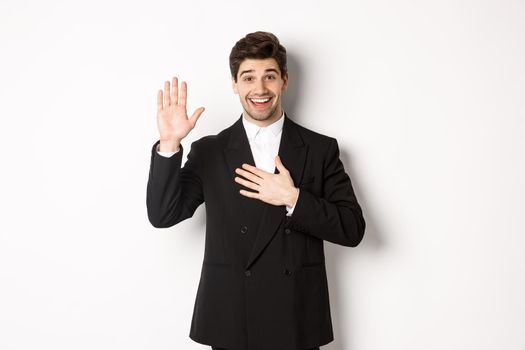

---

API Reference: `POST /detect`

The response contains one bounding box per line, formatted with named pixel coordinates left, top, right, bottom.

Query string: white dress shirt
left=156, top=110, right=298, bottom=216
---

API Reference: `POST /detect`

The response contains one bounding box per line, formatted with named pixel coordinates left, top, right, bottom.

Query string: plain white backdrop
left=1, top=0, right=524, bottom=349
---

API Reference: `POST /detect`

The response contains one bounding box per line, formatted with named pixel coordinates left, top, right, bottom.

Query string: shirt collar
left=242, top=110, right=285, bottom=141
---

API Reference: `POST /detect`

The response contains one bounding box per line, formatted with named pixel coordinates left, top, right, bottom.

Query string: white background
left=1, top=0, right=524, bottom=349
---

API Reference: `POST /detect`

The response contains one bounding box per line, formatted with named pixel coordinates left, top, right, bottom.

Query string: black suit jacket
left=147, top=113, right=365, bottom=350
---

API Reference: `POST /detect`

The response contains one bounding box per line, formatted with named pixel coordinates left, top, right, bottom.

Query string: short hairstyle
left=229, top=31, right=287, bottom=83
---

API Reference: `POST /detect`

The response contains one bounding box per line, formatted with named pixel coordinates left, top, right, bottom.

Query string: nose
left=253, top=78, right=268, bottom=95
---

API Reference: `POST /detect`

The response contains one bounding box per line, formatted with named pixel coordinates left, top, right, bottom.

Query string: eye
left=243, top=76, right=253, bottom=82
left=266, top=75, right=276, bottom=80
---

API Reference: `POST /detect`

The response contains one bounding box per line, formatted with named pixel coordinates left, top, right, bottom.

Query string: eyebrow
left=239, top=68, right=280, bottom=77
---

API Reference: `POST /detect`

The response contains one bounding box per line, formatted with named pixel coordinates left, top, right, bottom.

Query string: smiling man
left=146, top=31, right=366, bottom=350
left=235, top=59, right=285, bottom=123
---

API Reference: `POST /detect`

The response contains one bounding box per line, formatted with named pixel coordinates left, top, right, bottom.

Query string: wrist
left=286, top=187, right=299, bottom=208
left=159, top=139, right=181, bottom=152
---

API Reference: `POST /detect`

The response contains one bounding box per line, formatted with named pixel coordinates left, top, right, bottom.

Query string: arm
left=147, top=76, right=205, bottom=228
left=147, top=140, right=203, bottom=228
left=284, top=138, right=366, bottom=247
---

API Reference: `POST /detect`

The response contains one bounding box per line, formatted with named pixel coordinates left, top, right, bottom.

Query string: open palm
left=157, top=76, right=205, bottom=143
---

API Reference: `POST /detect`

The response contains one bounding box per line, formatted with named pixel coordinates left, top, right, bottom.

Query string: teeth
left=250, top=98, right=270, bottom=103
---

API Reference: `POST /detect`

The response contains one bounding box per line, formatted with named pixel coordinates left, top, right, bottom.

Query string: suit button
left=240, top=226, right=248, bottom=234
left=283, top=269, right=292, bottom=276
left=284, top=228, right=291, bottom=235
left=245, top=270, right=251, bottom=277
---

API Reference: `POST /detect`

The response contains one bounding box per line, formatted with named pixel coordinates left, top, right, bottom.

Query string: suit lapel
left=223, top=113, right=308, bottom=269
left=245, top=113, right=308, bottom=269
left=223, top=114, right=266, bottom=219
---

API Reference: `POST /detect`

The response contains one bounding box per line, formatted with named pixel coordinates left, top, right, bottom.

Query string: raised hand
left=156, top=77, right=205, bottom=152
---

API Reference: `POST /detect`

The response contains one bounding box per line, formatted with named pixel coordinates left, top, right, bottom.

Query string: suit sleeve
left=285, top=138, right=366, bottom=247
left=146, top=140, right=204, bottom=228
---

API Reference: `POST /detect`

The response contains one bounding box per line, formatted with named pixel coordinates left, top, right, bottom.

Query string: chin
left=245, top=106, right=278, bottom=122
left=250, top=113, right=273, bottom=121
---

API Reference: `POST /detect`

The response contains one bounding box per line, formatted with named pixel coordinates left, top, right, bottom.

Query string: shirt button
left=240, top=226, right=248, bottom=234
left=283, top=269, right=292, bottom=276
left=245, top=270, right=251, bottom=277
left=284, top=228, right=291, bottom=235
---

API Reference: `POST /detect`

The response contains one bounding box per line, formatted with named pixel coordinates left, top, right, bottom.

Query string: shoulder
left=287, top=117, right=337, bottom=150
left=191, top=134, right=219, bottom=147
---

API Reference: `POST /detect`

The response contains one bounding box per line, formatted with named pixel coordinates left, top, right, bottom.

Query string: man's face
left=232, top=58, right=288, bottom=126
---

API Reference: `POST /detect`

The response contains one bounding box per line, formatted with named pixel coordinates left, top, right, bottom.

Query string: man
left=146, top=31, right=366, bottom=350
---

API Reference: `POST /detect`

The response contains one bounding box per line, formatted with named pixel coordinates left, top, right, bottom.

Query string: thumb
left=190, top=107, right=205, bottom=127
left=275, top=155, right=286, bottom=172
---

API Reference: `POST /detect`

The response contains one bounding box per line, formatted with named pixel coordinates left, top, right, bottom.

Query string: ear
left=231, top=76, right=239, bottom=94
left=282, top=72, right=289, bottom=91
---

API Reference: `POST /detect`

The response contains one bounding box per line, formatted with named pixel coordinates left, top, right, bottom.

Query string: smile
left=249, top=97, right=272, bottom=108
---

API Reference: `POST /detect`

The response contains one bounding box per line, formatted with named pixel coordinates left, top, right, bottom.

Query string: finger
left=235, top=168, right=262, bottom=184
left=171, top=77, right=178, bottom=105
left=180, top=81, right=187, bottom=108
left=235, top=176, right=260, bottom=191
left=157, top=90, right=163, bottom=112
left=275, top=155, right=283, bottom=170
left=163, top=81, right=171, bottom=107
left=241, top=163, right=268, bottom=178
left=239, top=189, right=259, bottom=199
left=275, top=155, right=288, bottom=173
left=189, top=107, right=205, bottom=128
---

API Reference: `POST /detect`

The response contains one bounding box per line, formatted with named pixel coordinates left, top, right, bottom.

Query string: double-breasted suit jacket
left=146, top=113, right=366, bottom=350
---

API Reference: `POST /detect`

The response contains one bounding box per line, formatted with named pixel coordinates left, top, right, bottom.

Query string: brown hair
left=229, top=31, right=287, bottom=83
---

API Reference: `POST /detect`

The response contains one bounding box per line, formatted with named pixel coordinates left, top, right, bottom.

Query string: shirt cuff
left=156, top=144, right=180, bottom=158
left=285, top=189, right=299, bottom=217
